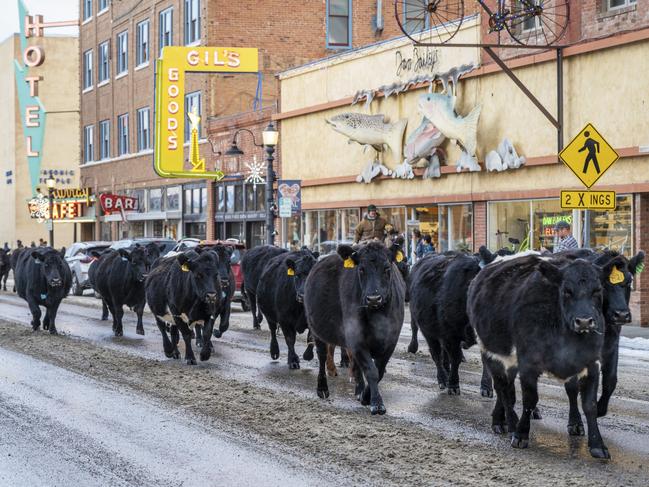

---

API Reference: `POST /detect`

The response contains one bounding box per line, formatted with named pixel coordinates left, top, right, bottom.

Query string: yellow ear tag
left=396, top=251, right=404, bottom=263
left=287, top=268, right=295, bottom=276
left=344, top=257, right=355, bottom=269
left=181, top=264, right=190, bottom=272
left=609, top=266, right=624, bottom=285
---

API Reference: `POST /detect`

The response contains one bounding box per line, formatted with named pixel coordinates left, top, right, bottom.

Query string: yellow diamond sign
left=559, top=123, right=619, bottom=188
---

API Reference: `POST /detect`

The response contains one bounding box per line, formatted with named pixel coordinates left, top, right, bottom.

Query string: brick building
left=78, top=0, right=417, bottom=245
left=275, top=0, right=649, bottom=325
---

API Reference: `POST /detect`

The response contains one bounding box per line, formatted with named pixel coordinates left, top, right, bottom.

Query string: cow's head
left=119, top=247, right=148, bottom=283
left=144, top=242, right=163, bottom=270
left=338, top=241, right=395, bottom=310
left=177, top=251, right=220, bottom=312
left=536, top=258, right=604, bottom=334
left=211, top=245, right=234, bottom=290
left=31, top=248, right=65, bottom=288
left=285, top=249, right=319, bottom=304
left=593, top=251, right=645, bottom=326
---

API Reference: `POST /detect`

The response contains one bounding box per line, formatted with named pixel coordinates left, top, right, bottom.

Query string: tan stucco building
left=277, top=17, right=649, bottom=325
left=0, top=33, right=80, bottom=249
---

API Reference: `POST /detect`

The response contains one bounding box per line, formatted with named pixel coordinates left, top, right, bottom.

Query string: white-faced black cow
left=304, top=242, right=406, bottom=415
left=93, top=247, right=149, bottom=336
left=256, top=248, right=319, bottom=369
left=553, top=249, right=645, bottom=435
left=145, top=250, right=221, bottom=364
left=408, top=252, right=481, bottom=395
left=468, top=255, right=611, bottom=459
left=15, top=247, right=72, bottom=334
left=241, top=245, right=288, bottom=329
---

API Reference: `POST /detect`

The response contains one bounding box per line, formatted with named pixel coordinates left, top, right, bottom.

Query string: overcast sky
left=0, top=0, right=78, bottom=43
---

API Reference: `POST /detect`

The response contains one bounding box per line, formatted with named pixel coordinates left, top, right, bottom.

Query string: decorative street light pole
left=46, top=171, right=56, bottom=247
left=261, top=123, right=279, bottom=246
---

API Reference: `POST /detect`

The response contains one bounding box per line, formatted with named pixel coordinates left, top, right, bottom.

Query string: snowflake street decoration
left=245, top=156, right=265, bottom=186
left=28, top=192, right=50, bottom=223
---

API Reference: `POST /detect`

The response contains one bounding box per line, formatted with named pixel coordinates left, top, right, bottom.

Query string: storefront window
left=184, top=188, right=192, bottom=214
left=130, top=221, right=145, bottom=238
left=414, top=206, right=440, bottom=250
left=149, top=188, right=163, bottom=212
left=132, top=189, right=145, bottom=212
left=376, top=207, right=406, bottom=236
left=234, top=185, right=244, bottom=212
left=488, top=201, right=532, bottom=251
left=185, top=222, right=205, bottom=239
left=439, top=204, right=473, bottom=252
left=167, top=186, right=180, bottom=211
left=201, top=187, right=208, bottom=214
left=152, top=220, right=164, bottom=237
left=256, top=185, right=266, bottom=211
left=100, top=222, right=111, bottom=241
left=217, top=185, right=225, bottom=213
left=192, top=188, right=201, bottom=214
left=301, top=208, right=360, bottom=253
left=226, top=221, right=244, bottom=240
left=585, top=195, right=633, bottom=256
left=226, top=185, right=235, bottom=213
left=532, top=199, right=573, bottom=252
left=245, top=184, right=255, bottom=212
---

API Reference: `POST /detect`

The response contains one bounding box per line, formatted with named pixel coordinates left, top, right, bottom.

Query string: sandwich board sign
left=154, top=46, right=259, bottom=179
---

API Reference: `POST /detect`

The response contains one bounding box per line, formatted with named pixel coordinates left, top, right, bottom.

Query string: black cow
left=88, top=249, right=112, bottom=320
left=94, top=247, right=149, bottom=336
left=256, top=248, right=319, bottom=369
left=0, top=249, right=10, bottom=291
left=554, top=249, right=645, bottom=435
left=468, top=255, right=612, bottom=459
left=408, top=252, right=481, bottom=395
left=304, top=242, right=406, bottom=415
left=194, top=244, right=235, bottom=346
left=10, top=247, right=28, bottom=292
left=145, top=250, right=221, bottom=364
left=15, top=247, right=71, bottom=334
left=241, top=245, right=287, bottom=329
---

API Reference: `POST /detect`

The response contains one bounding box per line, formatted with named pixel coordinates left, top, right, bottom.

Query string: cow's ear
left=389, top=244, right=404, bottom=264
left=158, top=243, right=166, bottom=252
left=177, top=254, right=189, bottom=266
left=600, top=256, right=629, bottom=285
left=118, top=249, right=131, bottom=261
left=337, top=245, right=355, bottom=261
left=31, top=251, right=43, bottom=263
left=535, top=260, right=562, bottom=284
left=478, top=246, right=494, bottom=265
left=286, top=258, right=296, bottom=276
left=59, top=247, right=66, bottom=258
left=629, top=250, right=645, bottom=276
left=311, top=251, right=320, bottom=260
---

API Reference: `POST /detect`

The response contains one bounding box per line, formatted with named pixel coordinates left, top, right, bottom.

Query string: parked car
left=64, top=241, right=112, bottom=296
left=167, top=238, right=249, bottom=310
left=110, top=238, right=177, bottom=255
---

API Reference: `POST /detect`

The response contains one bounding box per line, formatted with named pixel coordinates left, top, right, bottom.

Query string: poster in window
left=277, top=180, right=301, bottom=216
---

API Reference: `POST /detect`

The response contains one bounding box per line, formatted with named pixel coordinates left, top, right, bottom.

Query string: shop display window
left=301, top=208, right=360, bottom=253
left=439, top=204, right=473, bottom=252
left=585, top=195, right=633, bottom=256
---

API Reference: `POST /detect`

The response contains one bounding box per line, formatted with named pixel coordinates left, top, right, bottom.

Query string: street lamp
left=45, top=171, right=56, bottom=247
left=215, top=122, right=280, bottom=246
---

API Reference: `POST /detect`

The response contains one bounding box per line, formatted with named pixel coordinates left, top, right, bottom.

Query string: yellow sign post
left=559, top=123, right=619, bottom=189
left=154, top=46, right=259, bottom=178
left=560, top=190, right=616, bottom=210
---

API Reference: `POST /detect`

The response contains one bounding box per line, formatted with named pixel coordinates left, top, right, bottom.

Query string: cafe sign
left=27, top=187, right=93, bottom=222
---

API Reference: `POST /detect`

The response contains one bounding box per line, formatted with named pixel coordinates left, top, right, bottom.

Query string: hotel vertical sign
left=154, top=46, right=259, bottom=179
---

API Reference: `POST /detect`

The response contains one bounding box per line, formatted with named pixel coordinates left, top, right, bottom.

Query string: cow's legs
left=44, top=302, right=60, bottom=335
left=511, top=370, right=539, bottom=449
left=565, top=377, right=584, bottom=436
left=302, top=329, right=314, bottom=361
left=489, top=362, right=518, bottom=434
left=352, top=354, right=365, bottom=400
left=27, top=299, right=42, bottom=331
left=113, top=303, right=125, bottom=337
left=155, top=317, right=179, bottom=359
left=408, top=320, right=419, bottom=354
left=134, top=303, right=145, bottom=335
left=354, top=348, right=384, bottom=415
left=2, top=272, right=7, bottom=291
left=268, top=320, right=280, bottom=360
left=339, top=347, right=350, bottom=368
left=217, top=299, right=232, bottom=336
left=107, top=301, right=118, bottom=333
left=598, top=345, right=619, bottom=418
left=194, top=323, right=204, bottom=348
left=480, top=353, right=494, bottom=398
left=200, top=317, right=215, bottom=362
left=581, top=362, right=610, bottom=459
left=280, top=324, right=300, bottom=369
left=100, top=299, right=109, bottom=321
left=315, top=339, right=329, bottom=399
left=249, top=291, right=262, bottom=329
left=427, top=338, right=448, bottom=390
left=445, top=341, right=463, bottom=395
left=173, top=317, right=197, bottom=365
left=326, top=344, right=338, bottom=377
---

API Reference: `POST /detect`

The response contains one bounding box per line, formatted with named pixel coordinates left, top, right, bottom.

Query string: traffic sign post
left=560, top=190, right=616, bottom=210
left=559, top=123, right=619, bottom=189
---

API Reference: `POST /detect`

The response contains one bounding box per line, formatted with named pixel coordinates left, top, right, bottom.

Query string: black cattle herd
left=5, top=239, right=645, bottom=460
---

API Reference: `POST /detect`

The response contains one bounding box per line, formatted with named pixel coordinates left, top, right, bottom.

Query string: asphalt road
left=0, top=291, right=648, bottom=486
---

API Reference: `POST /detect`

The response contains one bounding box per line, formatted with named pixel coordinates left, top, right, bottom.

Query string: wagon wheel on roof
left=505, top=0, right=570, bottom=47
left=394, top=0, right=465, bottom=45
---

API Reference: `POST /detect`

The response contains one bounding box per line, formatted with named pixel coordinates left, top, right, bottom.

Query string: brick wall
left=634, top=193, right=649, bottom=327
left=473, top=201, right=487, bottom=252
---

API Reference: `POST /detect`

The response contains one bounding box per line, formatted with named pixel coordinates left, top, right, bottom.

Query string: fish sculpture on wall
left=417, top=91, right=481, bottom=157
left=392, top=117, right=447, bottom=179
left=326, top=113, right=408, bottom=183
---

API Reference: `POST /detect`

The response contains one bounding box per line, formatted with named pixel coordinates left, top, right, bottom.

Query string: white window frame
left=136, top=20, right=150, bottom=67
left=184, top=91, right=201, bottom=142
left=98, top=0, right=110, bottom=15
left=117, top=113, right=129, bottom=156
left=159, top=7, right=173, bottom=56
left=137, top=107, right=151, bottom=151
left=83, top=0, right=93, bottom=21
left=83, top=49, right=93, bottom=91
left=99, top=120, right=111, bottom=160
left=83, top=125, right=94, bottom=163
left=116, top=31, right=128, bottom=75
left=607, top=0, right=636, bottom=10
left=98, top=41, right=110, bottom=84
left=184, top=0, right=201, bottom=45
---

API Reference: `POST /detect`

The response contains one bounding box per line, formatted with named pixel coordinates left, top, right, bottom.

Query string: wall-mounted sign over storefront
left=154, top=46, right=259, bottom=179
left=27, top=187, right=93, bottom=221
left=99, top=194, right=138, bottom=214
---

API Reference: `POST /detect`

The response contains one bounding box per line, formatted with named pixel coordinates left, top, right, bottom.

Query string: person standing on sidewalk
left=354, top=204, right=388, bottom=244
left=553, top=220, right=578, bottom=253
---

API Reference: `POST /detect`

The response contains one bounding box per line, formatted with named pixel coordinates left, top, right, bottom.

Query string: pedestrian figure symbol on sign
left=579, top=131, right=600, bottom=174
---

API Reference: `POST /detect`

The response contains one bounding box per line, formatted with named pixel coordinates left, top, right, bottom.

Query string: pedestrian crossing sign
left=559, top=123, right=619, bottom=188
